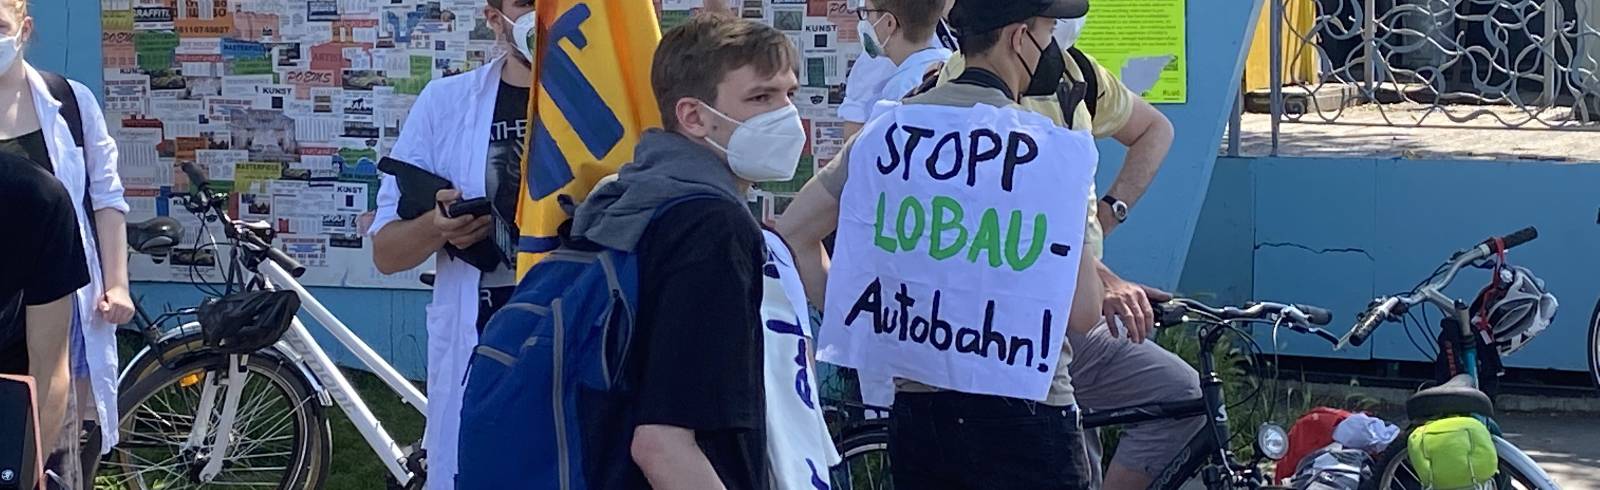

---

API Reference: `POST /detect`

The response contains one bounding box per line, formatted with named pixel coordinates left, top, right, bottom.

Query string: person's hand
left=1100, top=269, right=1153, bottom=343
left=99, top=285, right=136, bottom=325
left=433, top=189, right=492, bottom=249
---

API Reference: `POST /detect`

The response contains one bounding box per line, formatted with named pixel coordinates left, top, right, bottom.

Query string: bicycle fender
left=120, top=324, right=330, bottom=407
left=1493, top=435, right=1562, bottom=490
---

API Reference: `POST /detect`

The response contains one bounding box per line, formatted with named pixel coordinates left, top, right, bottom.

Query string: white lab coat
left=369, top=57, right=510, bottom=490
left=24, top=64, right=130, bottom=449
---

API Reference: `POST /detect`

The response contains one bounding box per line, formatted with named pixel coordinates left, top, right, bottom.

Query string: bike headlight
left=1257, top=423, right=1289, bottom=461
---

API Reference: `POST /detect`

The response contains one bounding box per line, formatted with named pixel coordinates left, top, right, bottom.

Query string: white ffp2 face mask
left=1054, top=16, right=1087, bottom=50
left=0, top=35, right=19, bottom=76
left=702, top=103, right=807, bottom=182
left=858, top=14, right=889, bottom=58
left=501, top=11, right=537, bottom=63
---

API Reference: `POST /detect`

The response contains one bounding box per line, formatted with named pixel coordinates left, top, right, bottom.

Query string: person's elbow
left=631, top=425, right=693, bottom=473
left=371, top=227, right=414, bottom=275
left=1068, top=256, right=1105, bottom=334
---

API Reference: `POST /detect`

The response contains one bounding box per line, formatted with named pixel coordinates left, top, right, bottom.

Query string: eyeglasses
left=856, top=8, right=888, bottom=21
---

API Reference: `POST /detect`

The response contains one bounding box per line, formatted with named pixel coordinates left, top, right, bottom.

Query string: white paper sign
left=817, top=103, right=1097, bottom=401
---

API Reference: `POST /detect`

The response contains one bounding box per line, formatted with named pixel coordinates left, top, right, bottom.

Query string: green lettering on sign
left=929, top=196, right=967, bottom=261
left=967, top=208, right=1003, bottom=268
left=1004, top=210, right=1048, bottom=271
left=874, top=193, right=897, bottom=252
left=896, top=196, right=926, bottom=251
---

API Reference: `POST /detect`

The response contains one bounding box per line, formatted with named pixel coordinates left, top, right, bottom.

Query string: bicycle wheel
left=1588, top=296, right=1600, bottom=391
left=1364, top=435, right=1556, bottom=490
left=832, top=426, right=893, bottom=490
left=94, top=353, right=329, bottom=490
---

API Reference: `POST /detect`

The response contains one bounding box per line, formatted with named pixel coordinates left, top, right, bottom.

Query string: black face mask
left=1022, top=37, right=1068, bottom=97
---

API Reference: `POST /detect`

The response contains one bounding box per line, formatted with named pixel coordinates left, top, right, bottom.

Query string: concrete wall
left=1181, top=156, right=1600, bottom=371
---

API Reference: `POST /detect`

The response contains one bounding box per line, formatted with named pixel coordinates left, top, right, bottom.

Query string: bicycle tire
left=1588, top=296, right=1600, bottom=392
left=95, top=351, right=330, bottom=490
left=1363, top=434, right=1558, bottom=490
left=832, top=425, right=893, bottom=490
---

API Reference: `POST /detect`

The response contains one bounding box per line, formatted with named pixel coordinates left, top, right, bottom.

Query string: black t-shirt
left=0, top=152, right=90, bottom=375
left=0, top=130, right=53, bottom=174
left=482, top=81, right=531, bottom=289
left=608, top=199, right=769, bottom=490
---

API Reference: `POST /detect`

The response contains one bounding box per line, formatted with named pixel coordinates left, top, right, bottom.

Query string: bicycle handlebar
left=1338, top=226, right=1539, bottom=350
left=1153, top=298, right=1340, bottom=344
left=177, top=162, right=306, bottom=278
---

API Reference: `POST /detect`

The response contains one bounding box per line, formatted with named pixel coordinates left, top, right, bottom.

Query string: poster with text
left=1074, top=0, right=1188, bottom=103
left=103, top=0, right=498, bottom=289
left=816, top=104, right=1097, bottom=400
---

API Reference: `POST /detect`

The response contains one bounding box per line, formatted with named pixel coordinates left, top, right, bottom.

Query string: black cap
left=949, top=0, right=1089, bottom=36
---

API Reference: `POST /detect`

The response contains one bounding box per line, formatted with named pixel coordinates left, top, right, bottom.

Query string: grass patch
left=325, top=369, right=427, bottom=490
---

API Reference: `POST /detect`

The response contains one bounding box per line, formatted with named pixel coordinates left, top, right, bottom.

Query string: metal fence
left=1264, top=0, right=1600, bottom=134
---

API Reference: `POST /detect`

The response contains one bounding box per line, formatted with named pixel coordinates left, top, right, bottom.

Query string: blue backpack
left=456, top=197, right=709, bottom=489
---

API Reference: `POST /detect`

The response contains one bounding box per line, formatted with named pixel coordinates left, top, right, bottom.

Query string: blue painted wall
left=1097, top=0, right=1264, bottom=292
left=1181, top=156, right=1600, bottom=371
left=24, top=0, right=105, bottom=95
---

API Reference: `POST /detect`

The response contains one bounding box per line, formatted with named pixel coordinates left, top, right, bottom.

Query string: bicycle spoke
left=106, top=362, right=310, bottom=490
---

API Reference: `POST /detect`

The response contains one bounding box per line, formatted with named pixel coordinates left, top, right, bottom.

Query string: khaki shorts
left=1069, top=320, right=1206, bottom=482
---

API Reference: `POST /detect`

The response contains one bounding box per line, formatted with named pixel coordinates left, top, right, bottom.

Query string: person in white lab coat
left=368, top=0, right=537, bottom=487
left=0, top=2, right=132, bottom=485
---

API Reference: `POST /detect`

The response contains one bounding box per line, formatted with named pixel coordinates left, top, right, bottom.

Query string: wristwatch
left=1100, top=195, right=1129, bottom=223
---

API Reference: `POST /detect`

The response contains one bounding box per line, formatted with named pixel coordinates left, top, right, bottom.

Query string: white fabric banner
left=760, top=231, right=842, bottom=489
left=817, top=103, right=1097, bottom=401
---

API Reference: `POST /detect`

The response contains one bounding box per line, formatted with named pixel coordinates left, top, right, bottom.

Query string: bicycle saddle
left=1406, top=373, right=1493, bottom=421
left=127, top=217, right=183, bottom=255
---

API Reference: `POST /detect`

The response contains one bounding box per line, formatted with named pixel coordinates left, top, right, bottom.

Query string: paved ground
left=1498, top=412, right=1600, bottom=489
left=1230, top=104, right=1600, bottom=162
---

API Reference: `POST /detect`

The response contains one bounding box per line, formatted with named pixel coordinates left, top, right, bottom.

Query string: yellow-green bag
left=1408, top=416, right=1498, bottom=489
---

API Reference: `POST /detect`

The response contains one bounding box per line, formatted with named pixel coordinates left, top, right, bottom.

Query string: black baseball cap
left=949, top=0, right=1089, bottom=35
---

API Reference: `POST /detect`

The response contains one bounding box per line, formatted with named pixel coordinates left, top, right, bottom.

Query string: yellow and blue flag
left=515, top=0, right=661, bottom=277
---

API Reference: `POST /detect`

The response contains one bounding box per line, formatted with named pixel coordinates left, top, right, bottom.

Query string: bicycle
left=1589, top=296, right=1599, bottom=391
left=827, top=297, right=1344, bottom=490
left=1338, top=226, right=1562, bottom=490
left=92, top=163, right=431, bottom=490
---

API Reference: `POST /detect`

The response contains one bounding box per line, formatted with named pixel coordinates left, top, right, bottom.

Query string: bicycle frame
left=1082, top=322, right=1263, bottom=490
left=172, top=260, right=429, bottom=485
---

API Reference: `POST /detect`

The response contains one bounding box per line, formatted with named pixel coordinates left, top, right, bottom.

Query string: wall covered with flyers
left=102, top=0, right=504, bottom=289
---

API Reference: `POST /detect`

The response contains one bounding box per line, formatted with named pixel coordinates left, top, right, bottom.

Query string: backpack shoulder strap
left=1066, top=47, right=1099, bottom=119
left=905, top=62, right=945, bottom=99
left=40, top=72, right=85, bottom=149
left=41, top=71, right=98, bottom=245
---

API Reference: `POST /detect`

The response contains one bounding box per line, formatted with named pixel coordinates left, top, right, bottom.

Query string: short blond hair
left=2, top=0, right=24, bottom=21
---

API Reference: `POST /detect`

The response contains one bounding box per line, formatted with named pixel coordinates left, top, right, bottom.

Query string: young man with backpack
left=455, top=14, right=803, bottom=490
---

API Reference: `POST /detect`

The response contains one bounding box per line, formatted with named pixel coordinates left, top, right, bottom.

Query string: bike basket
left=1408, top=416, right=1498, bottom=490
left=197, top=290, right=300, bottom=354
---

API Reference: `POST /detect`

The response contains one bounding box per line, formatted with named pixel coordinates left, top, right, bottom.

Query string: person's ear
left=675, top=97, right=712, bottom=138
left=19, top=15, right=31, bottom=44
left=883, top=13, right=899, bottom=38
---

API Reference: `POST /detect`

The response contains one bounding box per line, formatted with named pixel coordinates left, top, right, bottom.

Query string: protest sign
left=817, top=103, right=1097, bottom=401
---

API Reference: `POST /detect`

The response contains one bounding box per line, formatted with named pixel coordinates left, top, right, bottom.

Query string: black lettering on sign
left=876, top=123, right=901, bottom=176
left=925, top=131, right=963, bottom=181
left=966, top=128, right=1002, bottom=187
left=842, top=279, right=1059, bottom=373
left=1002, top=131, right=1038, bottom=192
left=898, top=125, right=935, bottom=181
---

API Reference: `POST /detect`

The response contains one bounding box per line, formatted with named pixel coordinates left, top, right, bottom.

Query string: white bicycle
left=94, top=163, right=430, bottom=489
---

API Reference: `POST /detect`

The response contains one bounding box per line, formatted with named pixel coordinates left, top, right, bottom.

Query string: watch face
left=1111, top=200, right=1129, bottom=221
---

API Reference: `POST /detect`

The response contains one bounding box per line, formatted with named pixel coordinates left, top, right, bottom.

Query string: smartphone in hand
left=441, top=198, right=492, bottom=219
